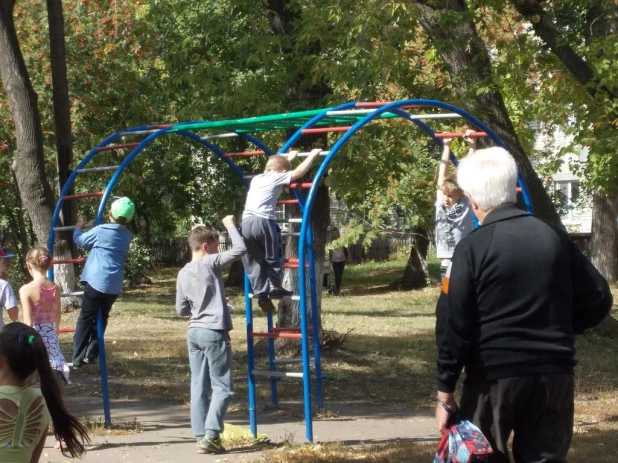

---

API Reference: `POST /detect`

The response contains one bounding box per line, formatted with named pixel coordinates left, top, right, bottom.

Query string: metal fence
left=150, top=235, right=413, bottom=267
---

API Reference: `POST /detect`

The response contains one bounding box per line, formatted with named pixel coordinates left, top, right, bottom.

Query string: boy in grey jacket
left=176, top=215, right=246, bottom=455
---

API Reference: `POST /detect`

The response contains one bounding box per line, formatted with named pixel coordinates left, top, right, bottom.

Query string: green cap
left=111, top=197, right=135, bottom=221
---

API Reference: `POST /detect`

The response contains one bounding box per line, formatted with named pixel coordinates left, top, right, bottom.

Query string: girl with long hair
left=0, top=322, right=89, bottom=461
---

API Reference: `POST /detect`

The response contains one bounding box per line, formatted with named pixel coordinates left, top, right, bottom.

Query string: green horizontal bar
left=169, top=106, right=403, bottom=134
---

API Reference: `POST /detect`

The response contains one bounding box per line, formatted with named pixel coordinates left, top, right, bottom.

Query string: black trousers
left=72, top=283, right=118, bottom=366
left=332, top=261, right=346, bottom=292
left=459, top=374, right=574, bottom=463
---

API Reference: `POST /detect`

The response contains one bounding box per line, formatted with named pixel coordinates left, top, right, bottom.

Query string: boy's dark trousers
left=72, top=283, right=118, bottom=367
left=459, top=373, right=574, bottom=463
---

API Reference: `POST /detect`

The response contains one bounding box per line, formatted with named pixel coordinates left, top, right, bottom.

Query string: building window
left=555, top=180, right=580, bottom=223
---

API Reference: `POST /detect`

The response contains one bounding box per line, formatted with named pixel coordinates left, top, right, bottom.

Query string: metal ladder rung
left=408, top=113, right=462, bottom=120
left=61, top=191, right=104, bottom=201
left=285, top=183, right=312, bottom=189
left=61, top=291, right=84, bottom=297
left=252, top=369, right=303, bottom=378
left=434, top=131, right=487, bottom=139
left=53, top=225, right=78, bottom=232
left=280, top=150, right=329, bottom=157
left=252, top=332, right=302, bottom=339
left=302, top=126, right=351, bottom=134
left=201, top=132, right=239, bottom=141
left=77, top=165, right=119, bottom=173
left=120, top=129, right=159, bottom=136
left=280, top=232, right=301, bottom=237
left=274, top=218, right=303, bottom=224
left=96, top=142, right=139, bottom=152
left=248, top=293, right=300, bottom=301
left=52, top=258, right=86, bottom=265
left=326, top=109, right=376, bottom=116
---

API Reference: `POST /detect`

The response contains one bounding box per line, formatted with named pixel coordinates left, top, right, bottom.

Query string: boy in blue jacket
left=72, top=197, right=134, bottom=368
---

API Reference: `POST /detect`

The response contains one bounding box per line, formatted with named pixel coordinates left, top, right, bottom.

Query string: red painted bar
left=286, top=183, right=312, bottom=189
left=52, top=258, right=86, bottom=265
left=145, top=124, right=174, bottom=129
left=434, top=131, right=487, bottom=138
left=302, top=126, right=352, bottom=134
left=223, top=150, right=266, bottom=158
left=61, top=192, right=103, bottom=200
left=516, top=187, right=522, bottom=192
left=96, top=142, right=140, bottom=152
left=285, top=258, right=299, bottom=263
left=277, top=199, right=299, bottom=205
left=57, top=327, right=76, bottom=333
left=354, top=102, right=393, bottom=108
left=252, top=332, right=302, bottom=339
left=282, top=264, right=309, bottom=269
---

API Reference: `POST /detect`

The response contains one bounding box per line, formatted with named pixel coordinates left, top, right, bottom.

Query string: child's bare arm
left=19, top=286, right=33, bottom=326
left=217, top=216, right=246, bottom=268
left=7, top=306, right=18, bottom=322
left=54, top=287, right=61, bottom=328
left=290, top=149, right=321, bottom=180
left=464, top=129, right=477, bottom=155
left=438, top=138, right=452, bottom=187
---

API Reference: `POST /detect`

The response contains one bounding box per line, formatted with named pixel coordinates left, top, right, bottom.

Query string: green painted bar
left=169, top=107, right=401, bottom=133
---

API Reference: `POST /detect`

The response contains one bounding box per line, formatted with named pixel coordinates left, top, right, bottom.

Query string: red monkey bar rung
left=252, top=332, right=302, bottom=339
left=434, top=131, right=487, bottom=139
left=52, top=258, right=86, bottom=265
left=302, top=126, right=352, bottom=134
left=61, top=192, right=104, bottom=200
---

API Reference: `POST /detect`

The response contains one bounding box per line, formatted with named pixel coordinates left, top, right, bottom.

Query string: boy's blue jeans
left=187, top=328, right=234, bottom=440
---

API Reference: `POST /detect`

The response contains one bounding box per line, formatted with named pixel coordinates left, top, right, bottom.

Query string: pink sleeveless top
left=29, top=282, right=58, bottom=324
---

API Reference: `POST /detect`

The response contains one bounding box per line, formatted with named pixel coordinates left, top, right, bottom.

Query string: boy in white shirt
left=242, top=149, right=321, bottom=312
left=0, top=246, right=19, bottom=327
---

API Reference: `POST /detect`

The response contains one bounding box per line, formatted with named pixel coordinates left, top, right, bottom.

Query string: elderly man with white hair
left=434, top=147, right=613, bottom=462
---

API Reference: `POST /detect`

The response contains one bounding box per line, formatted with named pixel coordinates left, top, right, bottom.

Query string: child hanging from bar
left=435, top=130, right=476, bottom=281
left=241, top=149, right=321, bottom=313
left=71, top=197, right=134, bottom=368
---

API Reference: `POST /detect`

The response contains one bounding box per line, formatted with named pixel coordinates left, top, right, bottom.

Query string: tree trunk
left=0, top=1, right=77, bottom=304
left=279, top=185, right=330, bottom=330
left=590, top=189, right=618, bottom=283
left=391, top=229, right=430, bottom=290
left=411, top=0, right=561, bottom=225
left=47, top=0, right=78, bottom=260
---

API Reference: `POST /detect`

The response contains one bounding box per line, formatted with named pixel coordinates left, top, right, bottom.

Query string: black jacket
left=436, top=204, right=613, bottom=393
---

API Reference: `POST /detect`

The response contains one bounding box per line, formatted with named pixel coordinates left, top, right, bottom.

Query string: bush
left=124, top=238, right=152, bottom=284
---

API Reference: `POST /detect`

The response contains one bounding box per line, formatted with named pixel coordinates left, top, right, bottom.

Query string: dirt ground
left=39, top=397, right=438, bottom=463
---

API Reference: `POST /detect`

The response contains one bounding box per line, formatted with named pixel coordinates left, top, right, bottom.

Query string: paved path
left=39, top=398, right=438, bottom=463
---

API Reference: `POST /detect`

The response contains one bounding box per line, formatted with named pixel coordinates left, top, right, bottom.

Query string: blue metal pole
left=96, top=308, right=112, bottom=426
left=297, top=236, right=313, bottom=443
left=306, top=223, right=324, bottom=410
left=266, top=312, right=278, bottom=405
left=244, top=273, right=258, bottom=438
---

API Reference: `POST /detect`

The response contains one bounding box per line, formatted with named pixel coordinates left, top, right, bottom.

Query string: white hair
left=457, top=147, right=518, bottom=211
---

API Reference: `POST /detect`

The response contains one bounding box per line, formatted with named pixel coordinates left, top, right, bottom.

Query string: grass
left=56, top=259, right=618, bottom=462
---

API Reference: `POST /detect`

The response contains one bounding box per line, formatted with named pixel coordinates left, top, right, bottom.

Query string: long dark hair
left=0, top=322, right=90, bottom=457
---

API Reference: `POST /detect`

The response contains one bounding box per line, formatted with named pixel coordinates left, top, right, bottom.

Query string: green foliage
left=124, top=237, right=152, bottom=283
